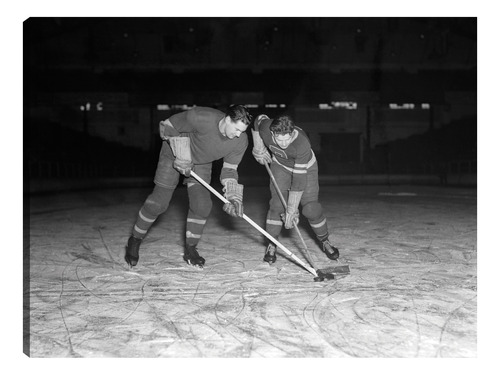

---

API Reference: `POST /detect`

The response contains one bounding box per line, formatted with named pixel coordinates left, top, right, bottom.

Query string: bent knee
left=302, top=201, right=323, bottom=220
left=191, top=199, right=212, bottom=218
left=144, top=186, right=174, bottom=216
left=189, top=185, right=213, bottom=218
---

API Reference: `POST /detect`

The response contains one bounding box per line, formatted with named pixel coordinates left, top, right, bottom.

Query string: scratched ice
left=26, top=185, right=477, bottom=357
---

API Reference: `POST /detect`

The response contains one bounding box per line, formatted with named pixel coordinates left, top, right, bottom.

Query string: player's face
left=272, top=132, right=293, bottom=149
left=225, top=120, right=248, bottom=139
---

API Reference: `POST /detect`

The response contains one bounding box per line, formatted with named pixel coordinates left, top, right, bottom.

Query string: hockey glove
left=222, top=179, right=244, bottom=218
left=281, top=190, right=303, bottom=229
left=173, top=159, right=193, bottom=177
left=170, top=137, right=194, bottom=176
left=251, top=129, right=272, bottom=165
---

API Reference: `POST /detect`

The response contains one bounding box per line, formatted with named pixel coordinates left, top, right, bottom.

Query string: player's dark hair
left=270, top=115, right=295, bottom=135
left=226, top=105, right=252, bottom=126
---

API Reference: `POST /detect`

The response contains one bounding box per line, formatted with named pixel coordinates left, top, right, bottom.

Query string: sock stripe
left=134, top=225, right=148, bottom=234
left=186, top=231, right=201, bottom=239
left=187, top=218, right=207, bottom=225
left=266, top=219, right=283, bottom=226
left=139, top=210, right=155, bottom=223
left=310, top=218, right=327, bottom=228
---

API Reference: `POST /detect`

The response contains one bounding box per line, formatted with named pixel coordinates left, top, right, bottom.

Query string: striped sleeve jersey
left=258, top=118, right=314, bottom=191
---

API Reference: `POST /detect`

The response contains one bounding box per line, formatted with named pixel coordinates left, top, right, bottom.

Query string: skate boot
left=263, top=243, right=277, bottom=264
left=322, top=239, right=339, bottom=261
left=183, top=244, right=205, bottom=268
left=125, top=235, right=142, bottom=267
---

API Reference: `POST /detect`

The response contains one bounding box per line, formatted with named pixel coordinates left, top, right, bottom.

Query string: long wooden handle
left=190, top=171, right=318, bottom=277
left=264, top=163, right=318, bottom=270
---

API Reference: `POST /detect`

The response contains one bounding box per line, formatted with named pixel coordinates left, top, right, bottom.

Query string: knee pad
left=143, top=185, right=174, bottom=217
left=302, top=201, right=323, bottom=221
left=188, top=185, right=213, bottom=218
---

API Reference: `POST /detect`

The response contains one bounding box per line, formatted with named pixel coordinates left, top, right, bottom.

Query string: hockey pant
left=132, top=141, right=213, bottom=248
left=265, top=161, right=329, bottom=242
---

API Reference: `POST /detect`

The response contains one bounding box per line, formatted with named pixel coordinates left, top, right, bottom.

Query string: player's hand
left=281, top=190, right=302, bottom=229
left=223, top=180, right=244, bottom=218
left=281, top=210, right=299, bottom=229
left=173, top=158, right=193, bottom=176
left=223, top=200, right=244, bottom=218
left=252, top=148, right=272, bottom=165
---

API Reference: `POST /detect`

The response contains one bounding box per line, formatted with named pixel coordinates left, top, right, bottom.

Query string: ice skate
left=125, top=235, right=142, bottom=267
left=183, top=244, right=205, bottom=268
left=322, top=239, right=339, bottom=261
left=263, top=243, right=277, bottom=264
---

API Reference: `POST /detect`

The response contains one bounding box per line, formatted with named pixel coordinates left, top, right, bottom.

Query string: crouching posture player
left=125, top=105, right=251, bottom=268
left=252, top=114, right=340, bottom=263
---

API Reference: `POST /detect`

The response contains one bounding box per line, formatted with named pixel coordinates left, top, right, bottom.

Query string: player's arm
left=251, top=114, right=272, bottom=165
left=220, top=136, right=248, bottom=218
left=289, top=141, right=311, bottom=192
left=283, top=143, right=310, bottom=229
left=159, top=118, right=180, bottom=140
left=169, top=137, right=193, bottom=176
left=159, top=109, right=198, bottom=140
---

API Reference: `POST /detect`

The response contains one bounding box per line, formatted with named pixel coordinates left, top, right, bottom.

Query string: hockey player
left=251, top=114, right=340, bottom=263
left=125, top=105, right=251, bottom=268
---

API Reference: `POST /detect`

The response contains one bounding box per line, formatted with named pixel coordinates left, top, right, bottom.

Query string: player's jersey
left=259, top=118, right=316, bottom=191
left=165, top=107, right=248, bottom=181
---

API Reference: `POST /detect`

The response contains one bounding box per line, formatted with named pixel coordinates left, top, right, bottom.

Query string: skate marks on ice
left=27, top=186, right=476, bottom=357
left=321, top=186, right=476, bottom=357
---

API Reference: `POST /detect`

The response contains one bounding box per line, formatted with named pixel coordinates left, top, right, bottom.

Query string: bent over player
left=125, top=105, right=252, bottom=268
left=251, top=114, right=340, bottom=263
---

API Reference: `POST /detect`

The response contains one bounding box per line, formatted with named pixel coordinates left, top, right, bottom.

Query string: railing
left=27, top=160, right=150, bottom=179
left=318, top=158, right=477, bottom=176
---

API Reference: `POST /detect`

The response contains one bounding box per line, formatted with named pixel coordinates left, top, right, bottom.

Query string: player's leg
left=263, top=163, right=290, bottom=263
left=126, top=184, right=177, bottom=266
left=183, top=163, right=213, bottom=267
left=126, top=142, right=179, bottom=267
left=301, top=163, right=340, bottom=260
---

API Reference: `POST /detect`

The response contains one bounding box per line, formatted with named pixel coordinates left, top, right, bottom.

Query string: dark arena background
left=19, top=10, right=492, bottom=373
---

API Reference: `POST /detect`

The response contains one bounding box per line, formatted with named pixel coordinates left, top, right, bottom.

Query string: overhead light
left=331, top=101, right=358, bottom=110
left=390, top=103, right=415, bottom=109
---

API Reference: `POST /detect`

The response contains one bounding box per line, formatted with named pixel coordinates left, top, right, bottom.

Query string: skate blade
left=186, top=261, right=204, bottom=269
left=124, top=256, right=138, bottom=268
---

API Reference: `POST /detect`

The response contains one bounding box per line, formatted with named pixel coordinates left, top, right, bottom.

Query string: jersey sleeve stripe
left=223, top=162, right=238, bottom=170
left=272, top=151, right=317, bottom=174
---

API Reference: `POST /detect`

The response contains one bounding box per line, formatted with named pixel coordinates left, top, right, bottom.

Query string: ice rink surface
left=25, top=184, right=477, bottom=358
